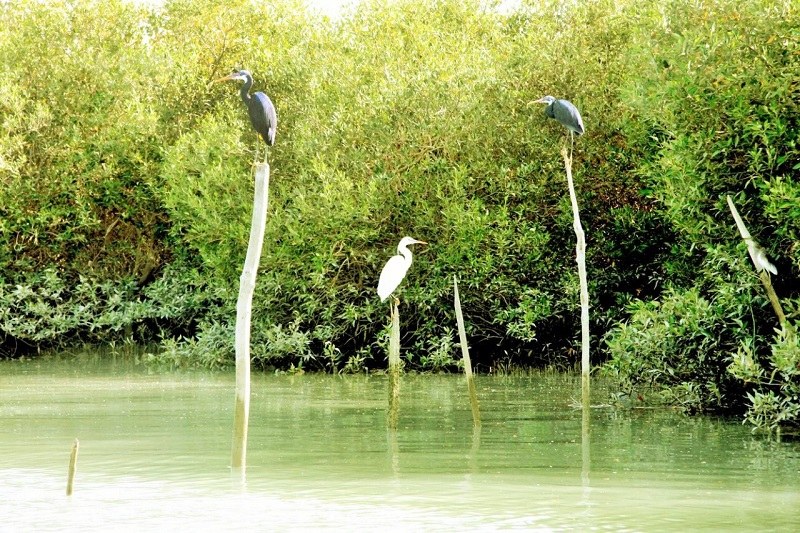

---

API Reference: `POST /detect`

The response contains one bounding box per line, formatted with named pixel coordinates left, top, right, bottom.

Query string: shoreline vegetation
left=1, top=0, right=797, bottom=431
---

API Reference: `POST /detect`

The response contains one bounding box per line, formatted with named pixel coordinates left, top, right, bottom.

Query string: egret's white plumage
left=377, top=237, right=427, bottom=302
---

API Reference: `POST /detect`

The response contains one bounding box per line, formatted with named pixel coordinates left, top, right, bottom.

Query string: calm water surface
left=1, top=356, right=798, bottom=531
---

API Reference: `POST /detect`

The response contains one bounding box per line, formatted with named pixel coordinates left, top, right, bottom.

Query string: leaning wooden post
left=66, top=438, right=79, bottom=496
left=561, top=145, right=590, bottom=405
left=726, top=195, right=785, bottom=324
left=388, top=300, right=401, bottom=430
left=231, top=162, right=270, bottom=471
left=453, top=276, right=480, bottom=427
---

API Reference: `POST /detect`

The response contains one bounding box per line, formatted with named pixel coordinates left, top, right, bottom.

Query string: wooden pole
left=561, top=144, right=590, bottom=405
left=66, top=438, right=79, bottom=496
left=453, top=275, right=480, bottom=427
left=388, top=300, right=401, bottom=430
left=726, top=195, right=785, bottom=324
left=231, top=162, right=270, bottom=471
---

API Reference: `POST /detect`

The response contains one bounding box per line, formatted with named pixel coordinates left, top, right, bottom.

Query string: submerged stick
left=561, top=144, right=590, bottom=405
left=232, top=162, right=270, bottom=471
left=388, top=300, right=401, bottom=430
left=66, top=438, right=79, bottom=496
left=453, top=275, right=480, bottom=427
left=726, top=195, right=785, bottom=325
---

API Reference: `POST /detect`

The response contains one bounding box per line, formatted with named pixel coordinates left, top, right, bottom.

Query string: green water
left=1, top=357, right=798, bottom=531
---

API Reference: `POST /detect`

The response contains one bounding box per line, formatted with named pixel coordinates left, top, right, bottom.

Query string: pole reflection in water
left=2, top=361, right=799, bottom=531
left=580, top=398, right=592, bottom=519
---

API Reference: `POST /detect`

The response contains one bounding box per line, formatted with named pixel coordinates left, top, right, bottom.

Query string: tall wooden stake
left=726, top=195, right=785, bottom=324
left=232, top=162, right=270, bottom=472
left=561, top=142, right=590, bottom=405
left=66, top=438, right=79, bottom=496
left=453, top=275, right=480, bottom=427
left=388, top=300, right=401, bottom=430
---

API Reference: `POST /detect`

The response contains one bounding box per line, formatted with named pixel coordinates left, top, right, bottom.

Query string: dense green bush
left=730, top=322, right=800, bottom=432
left=1, top=0, right=798, bottom=429
left=0, top=0, right=170, bottom=278
left=0, top=262, right=224, bottom=352
left=603, top=0, right=799, bottom=430
left=604, top=284, right=749, bottom=415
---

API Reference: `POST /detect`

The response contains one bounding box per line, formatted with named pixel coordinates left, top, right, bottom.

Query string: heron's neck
left=239, top=79, right=252, bottom=102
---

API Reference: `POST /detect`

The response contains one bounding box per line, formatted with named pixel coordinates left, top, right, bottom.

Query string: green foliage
left=0, top=269, right=140, bottom=346
left=160, top=112, right=252, bottom=283
left=0, top=0, right=169, bottom=279
left=625, top=0, right=799, bottom=258
left=0, top=263, right=222, bottom=352
left=1, top=0, right=799, bottom=437
left=762, top=177, right=800, bottom=271
left=730, top=322, right=800, bottom=432
left=602, top=240, right=793, bottom=420
left=602, top=0, right=799, bottom=430
left=604, top=285, right=748, bottom=414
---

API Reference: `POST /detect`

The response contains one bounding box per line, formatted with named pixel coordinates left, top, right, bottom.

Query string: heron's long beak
left=213, top=73, right=240, bottom=83
left=414, top=240, right=428, bottom=246
left=532, top=97, right=549, bottom=104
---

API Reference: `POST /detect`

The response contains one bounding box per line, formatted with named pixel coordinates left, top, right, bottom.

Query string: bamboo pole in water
left=561, top=144, right=590, bottom=405
left=388, top=299, right=401, bottom=430
left=231, top=162, right=270, bottom=471
left=726, top=195, right=785, bottom=325
left=66, top=438, right=79, bottom=496
left=453, top=275, right=480, bottom=427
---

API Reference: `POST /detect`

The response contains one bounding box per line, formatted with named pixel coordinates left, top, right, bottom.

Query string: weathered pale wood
left=726, top=195, right=785, bottom=324
left=561, top=143, right=590, bottom=405
left=388, top=300, right=401, bottom=430
left=388, top=300, right=401, bottom=370
left=453, top=275, right=480, bottom=427
left=232, top=162, right=270, bottom=471
left=66, top=438, right=79, bottom=496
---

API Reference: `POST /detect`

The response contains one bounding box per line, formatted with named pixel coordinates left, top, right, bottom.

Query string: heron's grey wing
left=251, top=92, right=277, bottom=146
left=553, top=100, right=585, bottom=135
left=264, top=94, right=277, bottom=145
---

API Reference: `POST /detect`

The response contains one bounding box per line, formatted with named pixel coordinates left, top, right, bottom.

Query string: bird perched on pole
left=377, top=237, right=427, bottom=302
left=534, top=95, right=585, bottom=136
left=215, top=69, right=277, bottom=163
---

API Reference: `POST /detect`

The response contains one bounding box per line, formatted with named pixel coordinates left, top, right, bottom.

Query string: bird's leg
left=569, top=131, right=574, bottom=163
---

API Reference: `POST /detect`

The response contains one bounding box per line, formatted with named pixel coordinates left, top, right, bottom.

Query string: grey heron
left=215, top=70, right=277, bottom=162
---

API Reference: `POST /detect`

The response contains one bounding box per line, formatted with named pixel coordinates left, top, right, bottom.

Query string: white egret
left=377, top=237, right=427, bottom=302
